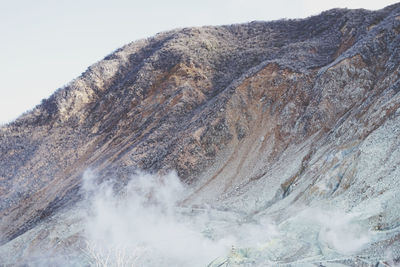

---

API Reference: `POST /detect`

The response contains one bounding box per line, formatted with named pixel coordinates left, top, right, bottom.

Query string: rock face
left=1, top=3, right=400, bottom=266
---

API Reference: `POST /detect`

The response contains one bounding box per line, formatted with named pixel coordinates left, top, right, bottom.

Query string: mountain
left=1, top=3, right=400, bottom=266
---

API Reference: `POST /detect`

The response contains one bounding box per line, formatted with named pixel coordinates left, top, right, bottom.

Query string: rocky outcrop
left=1, top=3, right=400, bottom=266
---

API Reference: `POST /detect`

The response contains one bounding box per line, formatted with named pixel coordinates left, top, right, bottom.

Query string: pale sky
left=0, top=0, right=398, bottom=124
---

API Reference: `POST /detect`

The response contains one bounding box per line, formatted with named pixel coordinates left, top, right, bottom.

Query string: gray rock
left=1, top=3, right=400, bottom=266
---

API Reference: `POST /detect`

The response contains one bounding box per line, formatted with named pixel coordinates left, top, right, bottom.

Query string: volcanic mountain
left=1, top=3, right=400, bottom=266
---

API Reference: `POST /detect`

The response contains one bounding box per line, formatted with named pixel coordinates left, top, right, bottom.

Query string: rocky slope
left=1, top=3, right=400, bottom=266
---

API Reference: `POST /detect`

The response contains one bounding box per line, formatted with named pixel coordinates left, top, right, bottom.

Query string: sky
left=0, top=0, right=398, bottom=124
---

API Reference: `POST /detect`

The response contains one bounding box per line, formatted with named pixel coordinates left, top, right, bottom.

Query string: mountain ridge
left=1, top=3, right=400, bottom=265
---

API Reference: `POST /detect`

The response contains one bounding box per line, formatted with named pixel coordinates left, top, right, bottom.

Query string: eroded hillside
left=1, top=3, right=400, bottom=266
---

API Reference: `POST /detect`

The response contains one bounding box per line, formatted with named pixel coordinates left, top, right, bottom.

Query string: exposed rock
left=1, top=3, right=400, bottom=266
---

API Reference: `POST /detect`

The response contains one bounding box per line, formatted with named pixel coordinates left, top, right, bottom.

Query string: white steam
left=79, top=170, right=376, bottom=266
left=82, top=171, right=234, bottom=266
left=299, top=208, right=371, bottom=255
left=0, top=170, right=384, bottom=266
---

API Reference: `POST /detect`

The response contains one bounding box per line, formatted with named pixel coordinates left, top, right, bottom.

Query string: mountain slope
left=1, top=3, right=400, bottom=266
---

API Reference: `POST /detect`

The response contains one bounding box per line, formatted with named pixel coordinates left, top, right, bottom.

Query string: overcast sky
left=1, top=0, right=398, bottom=124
